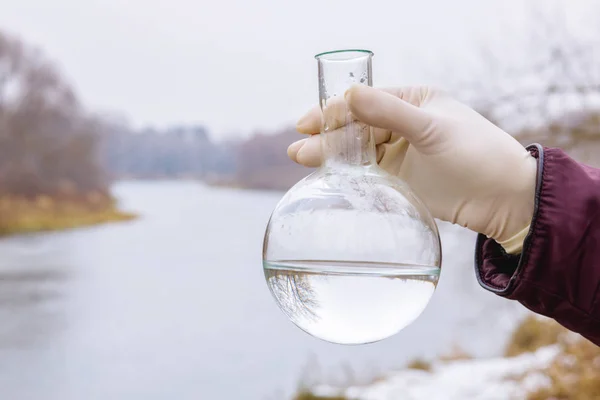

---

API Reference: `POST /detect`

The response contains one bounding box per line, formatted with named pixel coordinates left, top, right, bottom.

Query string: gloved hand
left=288, top=85, right=537, bottom=254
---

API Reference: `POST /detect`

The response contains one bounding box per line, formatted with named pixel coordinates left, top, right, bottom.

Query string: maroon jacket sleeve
left=475, top=144, right=600, bottom=345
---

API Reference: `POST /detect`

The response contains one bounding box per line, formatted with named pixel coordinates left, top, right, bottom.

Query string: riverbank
left=205, top=179, right=286, bottom=192
left=0, top=193, right=136, bottom=236
left=295, top=316, right=598, bottom=400
left=204, top=162, right=312, bottom=192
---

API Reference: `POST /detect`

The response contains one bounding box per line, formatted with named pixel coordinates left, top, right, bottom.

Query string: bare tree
left=451, top=1, right=600, bottom=165
left=0, top=30, right=107, bottom=197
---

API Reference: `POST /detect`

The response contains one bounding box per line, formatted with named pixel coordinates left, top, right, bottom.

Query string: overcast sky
left=0, top=0, right=593, bottom=138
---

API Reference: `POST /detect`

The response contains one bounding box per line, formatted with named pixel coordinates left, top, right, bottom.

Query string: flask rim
left=315, top=49, right=374, bottom=61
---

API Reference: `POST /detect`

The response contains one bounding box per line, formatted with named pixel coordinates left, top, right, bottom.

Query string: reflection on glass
left=262, top=50, right=442, bottom=345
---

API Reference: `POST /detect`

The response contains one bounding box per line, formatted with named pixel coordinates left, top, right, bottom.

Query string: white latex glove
left=288, top=85, right=537, bottom=254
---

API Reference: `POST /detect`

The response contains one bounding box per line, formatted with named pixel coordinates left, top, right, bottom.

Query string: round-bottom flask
left=262, top=50, right=442, bottom=345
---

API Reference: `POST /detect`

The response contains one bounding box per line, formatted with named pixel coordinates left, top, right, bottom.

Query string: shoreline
left=0, top=194, right=137, bottom=237
left=293, top=316, right=597, bottom=400
left=204, top=177, right=290, bottom=192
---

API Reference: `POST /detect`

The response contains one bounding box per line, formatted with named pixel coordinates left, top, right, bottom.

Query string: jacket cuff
left=474, top=144, right=544, bottom=296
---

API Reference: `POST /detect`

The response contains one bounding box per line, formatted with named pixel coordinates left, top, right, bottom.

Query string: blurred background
left=0, top=0, right=598, bottom=399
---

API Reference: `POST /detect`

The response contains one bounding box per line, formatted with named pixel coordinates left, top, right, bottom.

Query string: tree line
left=2, top=1, right=600, bottom=200
left=0, top=29, right=239, bottom=198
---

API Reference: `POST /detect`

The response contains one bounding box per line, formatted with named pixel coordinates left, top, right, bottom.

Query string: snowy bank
left=312, top=346, right=559, bottom=400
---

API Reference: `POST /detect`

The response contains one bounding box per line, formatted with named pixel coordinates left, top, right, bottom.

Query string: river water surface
left=0, top=181, right=526, bottom=399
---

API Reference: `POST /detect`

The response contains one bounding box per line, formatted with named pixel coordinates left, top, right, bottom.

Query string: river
left=0, top=181, right=527, bottom=400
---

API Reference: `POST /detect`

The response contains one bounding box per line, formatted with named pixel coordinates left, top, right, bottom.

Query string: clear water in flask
left=264, top=261, right=439, bottom=345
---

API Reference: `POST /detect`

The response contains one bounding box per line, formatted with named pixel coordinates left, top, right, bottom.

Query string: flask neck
left=321, top=119, right=377, bottom=168
left=315, top=49, right=375, bottom=169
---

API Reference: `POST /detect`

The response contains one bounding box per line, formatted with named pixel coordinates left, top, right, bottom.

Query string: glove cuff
left=497, top=223, right=530, bottom=255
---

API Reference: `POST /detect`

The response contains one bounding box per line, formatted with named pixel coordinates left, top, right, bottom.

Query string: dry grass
left=525, top=331, right=600, bottom=400
left=0, top=193, right=136, bottom=236
left=438, top=344, right=473, bottom=362
left=505, top=315, right=567, bottom=357
left=502, top=315, right=600, bottom=399
left=293, top=391, right=351, bottom=400
left=406, top=358, right=432, bottom=371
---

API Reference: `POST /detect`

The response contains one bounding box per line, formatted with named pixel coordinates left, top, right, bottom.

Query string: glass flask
left=262, top=49, right=442, bottom=345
